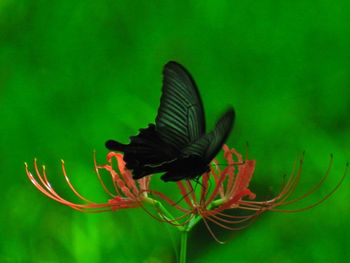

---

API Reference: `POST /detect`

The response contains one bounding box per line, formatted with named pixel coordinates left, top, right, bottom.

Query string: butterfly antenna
left=174, top=178, right=204, bottom=205
left=174, top=182, right=197, bottom=206
left=193, top=176, right=204, bottom=188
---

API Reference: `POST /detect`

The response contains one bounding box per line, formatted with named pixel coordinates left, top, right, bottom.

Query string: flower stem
left=180, top=230, right=188, bottom=263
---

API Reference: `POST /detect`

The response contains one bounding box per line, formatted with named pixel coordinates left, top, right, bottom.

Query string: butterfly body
left=106, top=61, right=234, bottom=182
left=159, top=156, right=211, bottom=182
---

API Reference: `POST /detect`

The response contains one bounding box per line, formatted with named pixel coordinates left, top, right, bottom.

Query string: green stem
left=143, top=197, right=225, bottom=262
left=180, top=230, right=188, bottom=263
left=186, top=215, right=202, bottom=231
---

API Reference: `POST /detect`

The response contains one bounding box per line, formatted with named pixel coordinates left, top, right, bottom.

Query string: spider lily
left=151, top=146, right=348, bottom=242
left=25, top=145, right=347, bottom=243
left=25, top=152, right=150, bottom=212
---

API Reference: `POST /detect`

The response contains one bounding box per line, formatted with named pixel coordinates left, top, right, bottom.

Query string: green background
left=1, top=1, right=349, bottom=262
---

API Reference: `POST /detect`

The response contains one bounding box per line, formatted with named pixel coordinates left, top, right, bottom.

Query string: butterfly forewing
left=155, top=61, right=206, bottom=151
left=160, top=108, right=234, bottom=182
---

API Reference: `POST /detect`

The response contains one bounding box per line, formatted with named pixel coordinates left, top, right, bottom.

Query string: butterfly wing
left=181, top=107, right=235, bottom=162
left=160, top=108, right=234, bottom=182
left=155, top=61, right=206, bottom=151
left=106, top=124, right=180, bottom=179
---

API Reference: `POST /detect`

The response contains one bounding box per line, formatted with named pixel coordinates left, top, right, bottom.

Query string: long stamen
left=272, top=162, right=348, bottom=213
left=274, top=158, right=299, bottom=201
left=27, top=162, right=116, bottom=212
left=241, top=157, right=301, bottom=208
left=204, top=211, right=256, bottom=225
left=33, top=160, right=56, bottom=196
left=26, top=159, right=142, bottom=213
left=202, top=217, right=225, bottom=244
left=61, top=160, right=96, bottom=204
left=206, top=210, right=257, bottom=224
left=275, top=157, right=304, bottom=205
left=205, top=214, right=255, bottom=231
left=37, top=164, right=78, bottom=206
left=26, top=162, right=60, bottom=200
left=280, top=155, right=333, bottom=206
left=93, top=151, right=116, bottom=198
left=215, top=211, right=257, bottom=219
left=236, top=204, right=267, bottom=211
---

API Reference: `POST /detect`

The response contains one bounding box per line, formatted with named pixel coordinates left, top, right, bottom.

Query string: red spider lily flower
left=140, top=146, right=348, bottom=242
left=25, top=145, right=347, bottom=243
left=25, top=152, right=151, bottom=212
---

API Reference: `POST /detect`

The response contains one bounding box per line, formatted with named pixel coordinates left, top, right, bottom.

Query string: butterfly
left=106, top=61, right=234, bottom=182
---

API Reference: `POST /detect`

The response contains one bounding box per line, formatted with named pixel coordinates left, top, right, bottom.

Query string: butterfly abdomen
left=160, top=156, right=210, bottom=182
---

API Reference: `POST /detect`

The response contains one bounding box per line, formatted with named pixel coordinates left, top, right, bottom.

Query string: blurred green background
left=1, top=0, right=350, bottom=262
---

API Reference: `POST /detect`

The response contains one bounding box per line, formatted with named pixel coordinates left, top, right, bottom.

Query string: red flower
left=25, top=152, right=150, bottom=212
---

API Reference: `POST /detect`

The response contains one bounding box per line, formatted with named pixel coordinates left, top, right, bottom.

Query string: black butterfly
left=106, top=61, right=234, bottom=182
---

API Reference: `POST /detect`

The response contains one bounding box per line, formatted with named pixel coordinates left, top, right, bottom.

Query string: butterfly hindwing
left=181, top=108, right=235, bottom=162
left=203, top=108, right=235, bottom=162
left=155, top=61, right=206, bottom=151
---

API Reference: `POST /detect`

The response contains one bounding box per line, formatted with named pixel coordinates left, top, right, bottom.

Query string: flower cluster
left=25, top=145, right=347, bottom=241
